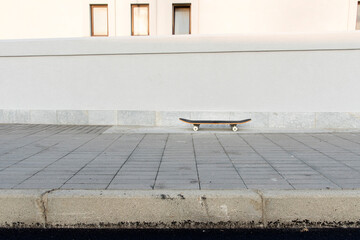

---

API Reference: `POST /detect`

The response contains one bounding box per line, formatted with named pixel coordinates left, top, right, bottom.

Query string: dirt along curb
left=1, top=189, right=360, bottom=229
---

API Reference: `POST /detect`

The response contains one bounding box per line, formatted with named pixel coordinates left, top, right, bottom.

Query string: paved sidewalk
left=0, top=124, right=360, bottom=190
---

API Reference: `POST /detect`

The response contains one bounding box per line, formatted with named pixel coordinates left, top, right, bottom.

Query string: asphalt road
left=1, top=229, right=360, bottom=240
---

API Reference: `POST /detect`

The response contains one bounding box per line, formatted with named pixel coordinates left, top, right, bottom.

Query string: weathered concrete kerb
left=1, top=189, right=360, bottom=229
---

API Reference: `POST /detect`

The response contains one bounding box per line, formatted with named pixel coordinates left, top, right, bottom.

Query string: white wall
left=0, top=0, right=116, bottom=39
left=1, top=33, right=360, bottom=113
left=0, top=0, right=84, bottom=39
left=199, top=0, right=353, bottom=34
left=0, top=0, right=358, bottom=39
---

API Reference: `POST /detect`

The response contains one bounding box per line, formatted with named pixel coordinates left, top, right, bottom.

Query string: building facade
left=1, top=0, right=360, bottom=39
left=0, top=0, right=360, bottom=129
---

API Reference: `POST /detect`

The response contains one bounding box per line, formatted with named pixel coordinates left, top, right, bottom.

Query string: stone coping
left=2, top=32, right=360, bottom=57
left=1, top=110, right=360, bottom=129
left=1, top=189, right=360, bottom=229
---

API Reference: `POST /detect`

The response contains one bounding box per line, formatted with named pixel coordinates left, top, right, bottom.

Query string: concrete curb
left=1, top=189, right=360, bottom=229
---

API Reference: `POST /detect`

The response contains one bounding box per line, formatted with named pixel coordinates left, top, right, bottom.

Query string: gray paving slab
left=1, top=124, right=360, bottom=190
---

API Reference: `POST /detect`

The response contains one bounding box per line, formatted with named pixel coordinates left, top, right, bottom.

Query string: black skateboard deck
left=179, top=118, right=251, bottom=131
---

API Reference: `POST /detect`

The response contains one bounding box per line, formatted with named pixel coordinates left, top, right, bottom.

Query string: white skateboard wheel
left=232, top=126, right=238, bottom=132
left=193, top=125, right=199, bottom=131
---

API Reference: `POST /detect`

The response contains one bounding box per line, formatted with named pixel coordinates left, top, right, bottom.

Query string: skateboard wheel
left=193, top=125, right=199, bottom=131
left=232, top=126, right=238, bottom=132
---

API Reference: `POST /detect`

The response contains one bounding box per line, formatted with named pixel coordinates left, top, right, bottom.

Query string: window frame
left=90, top=4, right=109, bottom=37
left=356, top=1, right=360, bottom=30
left=172, top=4, right=191, bottom=35
left=131, top=4, right=150, bottom=36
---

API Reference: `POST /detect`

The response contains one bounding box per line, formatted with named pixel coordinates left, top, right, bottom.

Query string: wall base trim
left=0, top=109, right=359, bottom=129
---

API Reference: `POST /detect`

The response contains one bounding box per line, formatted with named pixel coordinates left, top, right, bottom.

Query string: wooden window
left=357, top=2, right=360, bottom=30
left=91, top=5, right=108, bottom=36
left=173, top=4, right=191, bottom=35
left=131, top=4, right=149, bottom=36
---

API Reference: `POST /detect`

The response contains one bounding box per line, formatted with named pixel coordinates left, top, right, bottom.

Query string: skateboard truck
left=193, top=124, right=238, bottom=132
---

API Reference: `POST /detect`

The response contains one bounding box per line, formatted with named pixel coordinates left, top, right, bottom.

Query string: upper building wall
left=0, top=0, right=358, bottom=39
left=0, top=0, right=117, bottom=39
left=199, top=0, right=354, bottom=34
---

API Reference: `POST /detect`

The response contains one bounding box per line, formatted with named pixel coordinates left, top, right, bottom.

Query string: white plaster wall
left=0, top=0, right=116, bottom=39
left=199, top=0, right=353, bottom=34
left=1, top=33, right=360, bottom=112
left=0, top=0, right=358, bottom=39
left=0, top=0, right=84, bottom=39
left=348, top=0, right=359, bottom=30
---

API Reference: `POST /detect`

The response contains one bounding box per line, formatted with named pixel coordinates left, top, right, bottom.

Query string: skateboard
left=179, top=118, right=251, bottom=132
